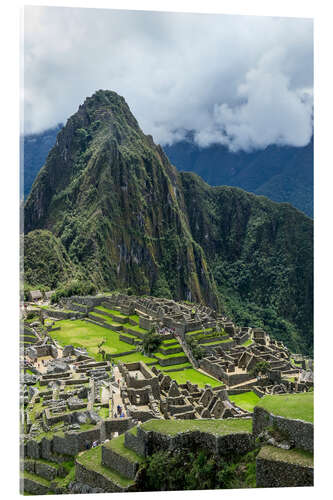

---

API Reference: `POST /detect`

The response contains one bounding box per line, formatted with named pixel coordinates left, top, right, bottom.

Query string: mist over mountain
left=23, top=126, right=313, bottom=218
left=164, top=134, right=313, bottom=218
left=23, top=124, right=63, bottom=199
left=24, top=90, right=313, bottom=355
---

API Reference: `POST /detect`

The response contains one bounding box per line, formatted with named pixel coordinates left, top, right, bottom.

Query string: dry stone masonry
left=21, top=292, right=314, bottom=493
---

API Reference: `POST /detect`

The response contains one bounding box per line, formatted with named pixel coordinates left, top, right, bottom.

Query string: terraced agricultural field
left=160, top=362, right=192, bottom=371
left=229, top=391, right=260, bottom=412
left=113, top=352, right=156, bottom=364
left=48, top=319, right=136, bottom=359
left=162, top=368, right=222, bottom=388
left=186, top=328, right=214, bottom=337
left=256, top=392, right=314, bottom=423
left=242, top=338, right=253, bottom=347
left=153, top=351, right=187, bottom=360
left=141, top=417, right=252, bottom=435
left=94, top=307, right=128, bottom=318
left=89, top=311, right=123, bottom=326
left=77, top=445, right=135, bottom=489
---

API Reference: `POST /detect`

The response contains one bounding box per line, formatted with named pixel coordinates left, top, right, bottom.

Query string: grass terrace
left=76, top=446, right=135, bottom=488
left=258, top=445, right=313, bottom=467
left=113, top=352, right=156, bottom=364
left=229, top=391, right=260, bottom=412
left=162, top=368, right=222, bottom=388
left=256, top=392, right=314, bottom=423
left=141, top=417, right=252, bottom=435
left=96, top=407, right=110, bottom=419
left=104, top=433, right=144, bottom=463
left=122, top=323, right=148, bottom=334
left=161, top=339, right=180, bottom=346
left=186, top=328, right=213, bottom=337
left=128, top=314, right=140, bottom=323
left=94, top=307, right=128, bottom=318
left=23, top=470, right=50, bottom=488
left=161, top=362, right=192, bottom=372
left=199, top=338, right=232, bottom=346
left=153, top=352, right=188, bottom=360
left=48, top=319, right=136, bottom=359
left=90, top=312, right=124, bottom=327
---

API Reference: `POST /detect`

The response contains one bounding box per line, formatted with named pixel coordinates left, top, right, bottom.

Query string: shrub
left=50, top=279, right=97, bottom=303
left=142, top=329, right=162, bottom=355
left=138, top=447, right=259, bottom=491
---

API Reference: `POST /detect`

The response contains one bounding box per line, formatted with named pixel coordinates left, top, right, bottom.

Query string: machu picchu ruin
left=20, top=291, right=314, bottom=493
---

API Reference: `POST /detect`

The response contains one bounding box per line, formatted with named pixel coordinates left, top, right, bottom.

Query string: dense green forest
left=165, top=133, right=313, bottom=218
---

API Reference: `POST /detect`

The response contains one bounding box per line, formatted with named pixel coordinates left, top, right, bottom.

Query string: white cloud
left=23, top=7, right=313, bottom=151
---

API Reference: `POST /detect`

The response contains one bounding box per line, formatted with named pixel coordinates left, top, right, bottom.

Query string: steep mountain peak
left=75, top=89, right=141, bottom=135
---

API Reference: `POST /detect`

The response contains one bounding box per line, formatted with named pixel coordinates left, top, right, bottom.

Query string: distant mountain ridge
left=24, top=90, right=313, bottom=355
left=23, top=125, right=313, bottom=218
left=164, top=134, right=313, bottom=218
left=23, top=124, right=63, bottom=199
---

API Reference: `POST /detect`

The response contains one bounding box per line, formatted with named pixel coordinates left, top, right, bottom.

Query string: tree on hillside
left=142, top=329, right=162, bottom=355
left=250, top=361, right=271, bottom=379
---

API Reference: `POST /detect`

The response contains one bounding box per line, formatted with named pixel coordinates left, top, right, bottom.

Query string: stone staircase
left=175, top=333, right=199, bottom=368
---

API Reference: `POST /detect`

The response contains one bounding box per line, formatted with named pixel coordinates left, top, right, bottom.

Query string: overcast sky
left=23, top=6, right=313, bottom=152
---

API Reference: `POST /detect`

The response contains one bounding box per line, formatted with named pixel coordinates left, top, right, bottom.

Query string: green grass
left=186, top=328, right=213, bottom=336
left=242, top=338, right=253, bottom=347
left=123, top=323, right=148, bottom=334
left=104, top=433, right=144, bottom=462
left=256, top=392, right=314, bottom=423
left=77, top=446, right=135, bottom=488
left=95, top=306, right=128, bottom=318
left=120, top=332, right=139, bottom=340
left=162, top=368, right=221, bottom=388
left=28, top=401, right=44, bottom=423
left=141, top=418, right=252, bottom=436
left=158, top=346, right=183, bottom=354
left=90, top=312, right=124, bottom=328
left=161, top=339, right=180, bottom=346
left=23, top=470, right=50, bottom=487
left=198, top=339, right=231, bottom=346
left=258, top=445, right=313, bottom=467
left=154, top=352, right=187, bottom=360
left=114, top=351, right=156, bottom=364
left=48, top=319, right=135, bottom=358
left=229, top=391, right=260, bottom=412
left=160, top=362, right=192, bottom=371
left=97, top=407, right=110, bottom=419
left=25, top=369, right=36, bottom=376
left=52, top=466, right=75, bottom=490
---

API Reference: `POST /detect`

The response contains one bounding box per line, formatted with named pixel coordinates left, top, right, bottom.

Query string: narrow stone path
left=110, top=366, right=127, bottom=418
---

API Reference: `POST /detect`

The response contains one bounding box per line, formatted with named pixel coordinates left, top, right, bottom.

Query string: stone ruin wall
left=252, top=406, right=313, bottom=453
left=256, top=449, right=313, bottom=488
left=131, top=422, right=255, bottom=459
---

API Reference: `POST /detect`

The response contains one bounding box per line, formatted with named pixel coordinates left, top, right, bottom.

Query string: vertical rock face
left=24, top=90, right=219, bottom=308
left=24, top=90, right=313, bottom=354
